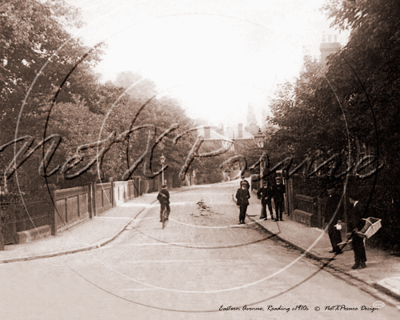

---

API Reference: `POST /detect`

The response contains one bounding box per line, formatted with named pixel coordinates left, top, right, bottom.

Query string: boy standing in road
left=157, top=185, right=170, bottom=222
left=235, top=181, right=250, bottom=224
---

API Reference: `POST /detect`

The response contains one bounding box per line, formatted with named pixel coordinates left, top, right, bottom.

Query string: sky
left=65, top=0, right=347, bottom=126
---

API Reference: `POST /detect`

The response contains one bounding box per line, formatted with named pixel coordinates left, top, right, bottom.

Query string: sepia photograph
left=1, top=0, right=400, bottom=319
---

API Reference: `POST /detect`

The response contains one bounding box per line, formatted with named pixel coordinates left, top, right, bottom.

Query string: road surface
left=1, top=182, right=398, bottom=319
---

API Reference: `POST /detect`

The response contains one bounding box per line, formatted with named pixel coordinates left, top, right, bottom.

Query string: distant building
left=197, top=123, right=256, bottom=152
left=319, top=33, right=341, bottom=65
left=197, top=125, right=234, bottom=151
left=224, top=123, right=256, bottom=180
left=194, top=123, right=258, bottom=182
left=224, top=123, right=254, bottom=141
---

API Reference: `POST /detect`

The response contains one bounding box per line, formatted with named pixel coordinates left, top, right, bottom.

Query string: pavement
left=0, top=193, right=158, bottom=264
left=244, top=187, right=400, bottom=309
left=1, top=183, right=400, bottom=309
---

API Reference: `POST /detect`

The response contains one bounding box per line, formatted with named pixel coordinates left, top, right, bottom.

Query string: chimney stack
left=319, top=33, right=341, bottom=65
left=216, top=123, right=224, bottom=135
left=238, top=123, right=243, bottom=139
left=204, top=126, right=211, bottom=139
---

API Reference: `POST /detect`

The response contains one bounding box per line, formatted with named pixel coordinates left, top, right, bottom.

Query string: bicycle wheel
left=161, top=208, right=166, bottom=229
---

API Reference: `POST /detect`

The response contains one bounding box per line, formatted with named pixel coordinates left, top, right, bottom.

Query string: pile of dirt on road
left=193, top=200, right=219, bottom=217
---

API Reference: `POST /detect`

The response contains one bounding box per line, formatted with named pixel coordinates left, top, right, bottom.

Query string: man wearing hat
left=235, top=181, right=251, bottom=224
left=240, top=175, right=250, bottom=190
left=347, top=196, right=367, bottom=269
left=257, top=180, right=274, bottom=220
left=157, top=185, right=170, bottom=222
left=273, top=177, right=285, bottom=221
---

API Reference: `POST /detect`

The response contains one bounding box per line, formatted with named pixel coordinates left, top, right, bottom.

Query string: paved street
left=1, top=182, right=399, bottom=319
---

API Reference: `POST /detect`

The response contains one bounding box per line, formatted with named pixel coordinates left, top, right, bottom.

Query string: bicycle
left=161, top=206, right=170, bottom=229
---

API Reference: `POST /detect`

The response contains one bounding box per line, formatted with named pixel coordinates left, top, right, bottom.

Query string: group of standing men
left=236, top=178, right=368, bottom=270
left=235, top=176, right=286, bottom=225
left=256, top=177, right=285, bottom=221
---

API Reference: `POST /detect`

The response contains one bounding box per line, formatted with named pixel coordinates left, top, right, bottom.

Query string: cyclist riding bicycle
left=157, top=184, right=170, bottom=222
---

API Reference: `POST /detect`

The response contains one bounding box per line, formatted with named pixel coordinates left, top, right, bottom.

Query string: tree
left=322, top=0, right=400, bottom=251
left=0, top=0, right=105, bottom=189
left=246, top=104, right=257, bottom=127
left=0, top=0, right=104, bottom=139
left=266, top=0, right=400, bottom=250
left=112, top=71, right=195, bottom=180
left=268, top=57, right=348, bottom=166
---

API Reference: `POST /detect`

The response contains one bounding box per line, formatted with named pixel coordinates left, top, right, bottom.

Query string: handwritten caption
left=219, top=304, right=380, bottom=313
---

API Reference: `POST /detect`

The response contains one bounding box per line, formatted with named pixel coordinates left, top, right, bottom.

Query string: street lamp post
left=254, top=128, right=265, bottom=183
left=160, top=154, right=166, bottom=186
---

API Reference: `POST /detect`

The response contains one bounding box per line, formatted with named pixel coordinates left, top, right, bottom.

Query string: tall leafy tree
left=267, top=0, right=400, bottom=250
left=0, top=0, right=104, bottom=139
left=0, top=0, right=124, bottom=190
left=111, top=71, right=195, bottom=182
left=322, top=0, right=400, bottom=250
left=323, top=0, right=400, bottom=168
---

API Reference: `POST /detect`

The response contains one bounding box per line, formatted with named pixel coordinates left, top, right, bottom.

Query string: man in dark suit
left=273, top=177, right=285, bottom=221
left=257, top=180, right=274, bottom=220
left=235, top=182, right=250, bottom=224
left=325, top=187, right=343, bottom=254
left=157, top=185, right=170, bottom=222
left=348, top=197, right=367, bottom=269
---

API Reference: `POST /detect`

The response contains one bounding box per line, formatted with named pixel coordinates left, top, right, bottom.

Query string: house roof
left=225, top=126, right=254, bottom=140
left=197, top=127, right=233, bottom=143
